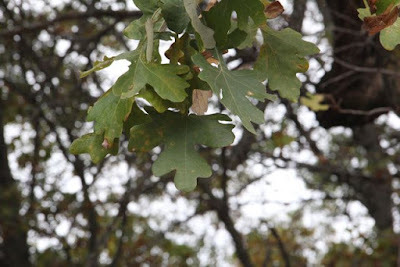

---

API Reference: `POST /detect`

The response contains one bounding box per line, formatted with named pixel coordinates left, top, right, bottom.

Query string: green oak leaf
left=204, top=0, right=265, bottom=48
left=254, top=26, right=320, bottom=101
left=136, top=86, right=189, bottom=113
left=124, top=15, right=171, bottom=41
left=87, top=88, right=135, bottom=146
left=123, top=104, right=152, bottom=139
left=136, top=86, right=171, bottom=113
left=192, top=51, right=274, bottom=134
left=133, top=0, right=159, bottom=14
left=112, top=53, right=190, bottom=102
left=380, top=18, right=400, bottom=50
left=129, top=111, right=235, bottom=191
left=70, top=133, right=119, bottom=163
left=124, top=16, right=151, bottom=40
left=376, top=0, right=400, bottom=14
left=235, top=20, right=259, bottom=49
left=160, top=0, right=190, bottom=33
left=183, top=0, right=216, bottom=49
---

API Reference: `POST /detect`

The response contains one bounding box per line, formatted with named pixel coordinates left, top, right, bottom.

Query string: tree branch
left=0, top=9, right=142, bottom=37
left=199, top=181, right=254, bottom=267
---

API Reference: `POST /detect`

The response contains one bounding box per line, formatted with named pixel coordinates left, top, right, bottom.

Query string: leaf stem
left=145, top=18, right=154, bottom=63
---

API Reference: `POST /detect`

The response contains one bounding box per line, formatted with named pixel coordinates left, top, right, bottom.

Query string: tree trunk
left=0, top=101, right=32, bottom=267
left=317, top=0, right=400, bottom=128
left=317, top=0, right=395, bottom=231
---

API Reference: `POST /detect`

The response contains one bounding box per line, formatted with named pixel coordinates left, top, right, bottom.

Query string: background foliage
left=1, top=0, right=400, bottom=266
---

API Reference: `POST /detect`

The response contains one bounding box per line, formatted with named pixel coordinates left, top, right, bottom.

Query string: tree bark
left=317, top=0, right=400, bottom=128
left=317, top=0, right=395, bottom=231
left=0, top=100, right=32, bottom=267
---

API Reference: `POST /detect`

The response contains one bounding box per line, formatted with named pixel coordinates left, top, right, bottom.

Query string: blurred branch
left=87, top=178, right=133, bottom=267
left=199, top=180, right=255, bottom=267
left=267, top=226, right=291, bottom=267
left=289, top=0, right=307, bottom=32
left=283, top=101, right=324, bottom=158
left=334, top=57, right=400, bottom=77
left=263, top=227, right=291, bottom=267
left=0, top=9, right=142, bottom=38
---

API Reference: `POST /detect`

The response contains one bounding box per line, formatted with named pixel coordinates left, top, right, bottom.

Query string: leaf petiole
left=145, top=18, right=154, bottom=62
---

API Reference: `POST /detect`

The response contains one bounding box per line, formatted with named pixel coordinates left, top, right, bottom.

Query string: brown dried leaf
left=201, top=51, right=219, bottom=65
left=191, top=89, right=212, bottom=115
left=205, top=0, right=217, bottom=11
left=201, top=50, right=213, bottom=60
left=364, top=5, right=399, bottom=35
left=265, top=1, right=284, bottom=19
left=207, top=57, right=219, bottom=65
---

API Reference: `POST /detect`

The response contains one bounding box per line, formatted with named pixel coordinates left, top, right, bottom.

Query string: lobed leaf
left=183, top=0, right=216, bottom=49
left=87, top=89, right=135, bottom=146
left=70, top=133, right=118, bottom=163
left=112, top=53, right=190, bottom=102
left=254, top=26, right=319, bottom=102
left=160, top=0, right=190, bottom=33
left=192, top=51, right=274, bottom=133
left=204, top=0, right=265, bottom=48
left=129, top=111, right=235, bottom=191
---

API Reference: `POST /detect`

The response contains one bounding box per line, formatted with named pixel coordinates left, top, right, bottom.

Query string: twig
left=269, top=227, right=291, bottom=267
left=334, top=57, right=400, bottom=77
left=0, top=10, right=142, bottom=37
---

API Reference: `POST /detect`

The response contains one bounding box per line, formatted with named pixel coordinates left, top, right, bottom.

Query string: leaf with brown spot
left=265, top=1, right=284, bottom=19
left=191, top=89, right=212, bottom=115
left=254, top=26, right=320, bottom=102
left=86, top=88, right=135, bottom=146
left=193, top=50, right=272, bottom=133
left=70, top=134, right=118, bottom=163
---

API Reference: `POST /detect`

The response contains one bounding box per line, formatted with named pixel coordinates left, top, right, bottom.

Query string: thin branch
left=268, top=227, right=291, bottom=267
left=336, top=107, right=393, bottom=116
left=199, top=181, right=255, bottom=267
left=0, top=9, right=142, bottom=37
left=283, top=101, right=324, bottom=158
left=334, top=57, right=400, bottom=77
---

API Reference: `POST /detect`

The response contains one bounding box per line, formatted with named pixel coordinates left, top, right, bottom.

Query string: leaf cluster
left=70, top=0, right=319, bottom=191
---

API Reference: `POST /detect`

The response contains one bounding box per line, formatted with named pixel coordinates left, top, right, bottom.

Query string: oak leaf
left=193, top=51, right=276, bottom=133
left=129, top=110, right=235, bottom=191
left=254, top=26, right=319, bottom=101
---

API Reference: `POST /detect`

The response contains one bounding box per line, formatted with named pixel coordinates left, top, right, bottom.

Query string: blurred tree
left=0, top=0, right=399, bottom=266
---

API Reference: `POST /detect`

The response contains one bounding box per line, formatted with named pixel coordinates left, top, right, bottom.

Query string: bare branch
left=0, top=9, right=142, bottom=38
